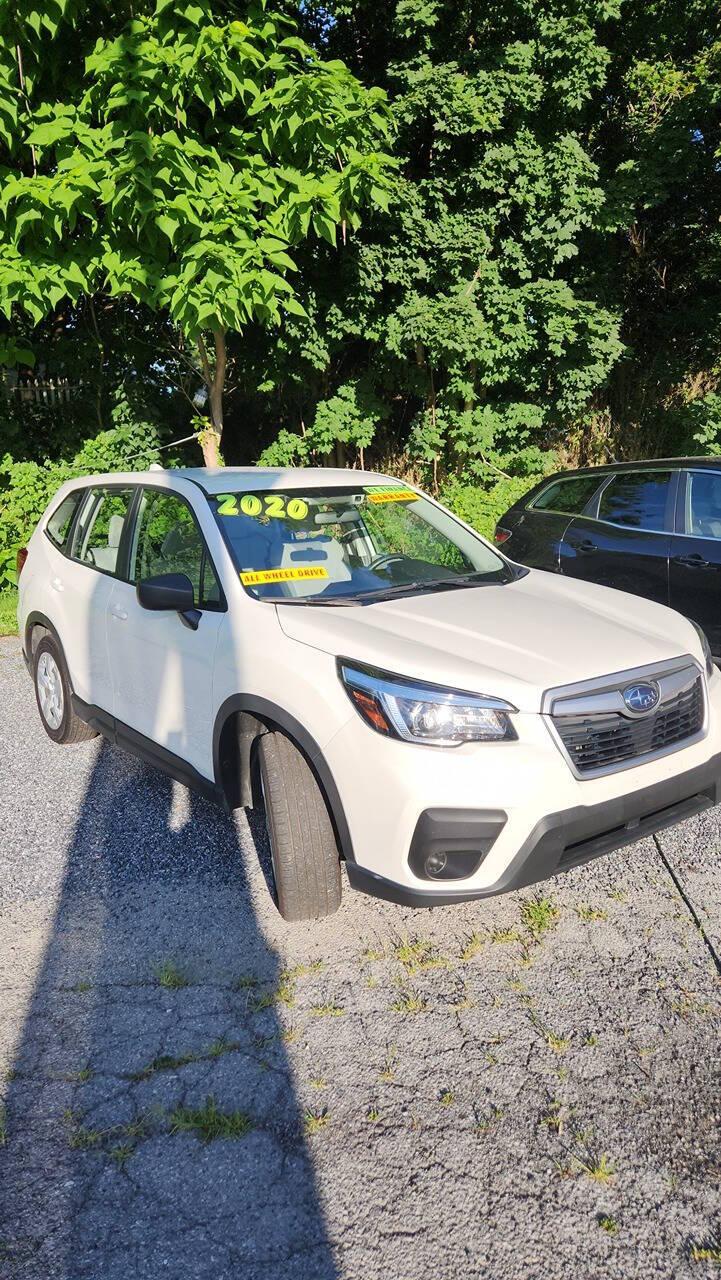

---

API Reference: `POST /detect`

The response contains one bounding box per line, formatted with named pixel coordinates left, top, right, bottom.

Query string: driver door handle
left=576, top=539, right=597, bottom=554
left=673, top=553, right=709, bottom=568
left=110, top=605, right=128, bottom=621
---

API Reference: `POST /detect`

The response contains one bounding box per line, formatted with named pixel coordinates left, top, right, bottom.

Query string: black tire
left=257, top=731, right=342, bottom=922
left=33, top=634, right=97, bottom=745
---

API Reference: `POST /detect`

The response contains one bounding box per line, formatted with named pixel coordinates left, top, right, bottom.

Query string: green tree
left=256, top=0, right=624, bottom=486
left=0, top=0, right=393, bottom=464
left=588, top=0, right=721, bottom=456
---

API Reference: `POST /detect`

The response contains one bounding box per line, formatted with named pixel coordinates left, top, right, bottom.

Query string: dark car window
left=597, top=471, right=672, bottom=532
left=46, top=491, right=82, bottom=549
left=530, top=476, right=602, bottom=515
left=687, top=472, right=721, bottom=539
left=71, top=487, right=135, bottom=574
left=131, top=490, right=221, bottom=608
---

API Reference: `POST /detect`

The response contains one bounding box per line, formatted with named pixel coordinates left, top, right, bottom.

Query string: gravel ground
left=0, top=634, right=720, bottom=1280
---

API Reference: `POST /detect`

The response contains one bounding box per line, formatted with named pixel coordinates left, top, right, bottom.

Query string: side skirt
left=72, top=695, right=226, bottom=810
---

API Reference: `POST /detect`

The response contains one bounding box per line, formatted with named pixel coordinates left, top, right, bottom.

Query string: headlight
left=338, top=660, right=517, bottom=746
left=690, top=621, right=715, bottom=678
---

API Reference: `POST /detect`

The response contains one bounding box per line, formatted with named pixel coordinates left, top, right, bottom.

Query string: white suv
left=17, top=467, right=721, bottom=921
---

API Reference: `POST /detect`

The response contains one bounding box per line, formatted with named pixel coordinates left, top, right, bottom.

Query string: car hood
left=276, top=569, right=699, bottom=712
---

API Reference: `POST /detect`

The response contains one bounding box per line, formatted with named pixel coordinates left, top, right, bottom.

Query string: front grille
left=554, top=676, right=704, bottom=774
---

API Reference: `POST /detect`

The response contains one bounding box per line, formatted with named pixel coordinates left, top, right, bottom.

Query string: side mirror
left=137, top=573, right=200, bottom=630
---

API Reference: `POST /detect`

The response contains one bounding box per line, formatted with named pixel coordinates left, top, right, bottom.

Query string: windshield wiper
left=352, top=573, right=503, bottom=604
left=272, top=595, right=358, bottom=607
left=269, top=568, right=519, bottom=608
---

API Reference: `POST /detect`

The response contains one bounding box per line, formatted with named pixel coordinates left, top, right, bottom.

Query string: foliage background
left=0, top=0, right=720, bottom=603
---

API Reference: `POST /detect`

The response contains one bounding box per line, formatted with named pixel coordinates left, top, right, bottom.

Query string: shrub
left=0, top=389, right=162, bottom=588
left=440, top=473, right=544, bottom=541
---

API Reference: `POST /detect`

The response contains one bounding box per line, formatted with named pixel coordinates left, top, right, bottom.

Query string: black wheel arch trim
left=23, top=610, right=64, bottom=670
left=212, top=694, right=355, bottom=863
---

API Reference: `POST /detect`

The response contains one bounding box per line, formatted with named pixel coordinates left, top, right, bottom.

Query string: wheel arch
left=24, top=610, right=60, bottom=665
left=213, top=695, right=355, bottom=864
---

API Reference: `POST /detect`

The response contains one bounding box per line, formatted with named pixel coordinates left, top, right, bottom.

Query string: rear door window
left=686, top=471, right=721, bottom=538
left=530, top=476, right=603, bottom=515
left=71, top=487, right=135, bottom=575
left=46, top=491, right=82, bottom=549
left=597, top=471, right=672, bottom=532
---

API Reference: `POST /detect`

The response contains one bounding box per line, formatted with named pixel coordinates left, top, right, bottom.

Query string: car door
left=560, top=469, right=676, bottom=606
left=500, top=473, right=606, bottom=569
left=106, top=486, right=226, bottom=780
left=669, top=468, right=721, bottom=657
left=60, top=485, right=136, bottom=712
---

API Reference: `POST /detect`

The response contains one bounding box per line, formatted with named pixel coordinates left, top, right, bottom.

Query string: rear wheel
left=33, top=635, right=96, bottom=745
left=257, top=731, right=342, bottom=922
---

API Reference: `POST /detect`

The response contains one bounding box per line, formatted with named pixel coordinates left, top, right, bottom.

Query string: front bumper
left=346, top=749, right=721, bottom=906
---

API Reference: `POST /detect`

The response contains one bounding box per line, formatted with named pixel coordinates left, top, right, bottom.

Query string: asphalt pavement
left=0, top=635, right=719, bottom=1279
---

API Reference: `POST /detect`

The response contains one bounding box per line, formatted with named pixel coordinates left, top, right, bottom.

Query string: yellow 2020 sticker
left=365, top=486, right=418, bottom=504
left=240, top=566, right=329, bottom=586
left=216, top=493, right=309, bottom=520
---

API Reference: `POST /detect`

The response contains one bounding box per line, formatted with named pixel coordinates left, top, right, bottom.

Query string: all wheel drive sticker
left=240, top=566, right=328, bottom=586
left=214, top=485, right=419, bottom=585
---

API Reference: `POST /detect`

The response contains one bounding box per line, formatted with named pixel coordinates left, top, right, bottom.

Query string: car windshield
left=208, top=483, right=513, bottom=603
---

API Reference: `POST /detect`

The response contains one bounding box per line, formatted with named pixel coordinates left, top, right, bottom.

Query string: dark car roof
left=545, top=456, right=721, bottom=481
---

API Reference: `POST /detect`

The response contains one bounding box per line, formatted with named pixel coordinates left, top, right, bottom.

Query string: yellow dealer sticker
left=365, top=486, right=419, bottom=503
left=240, top=566, right=329, bottom=586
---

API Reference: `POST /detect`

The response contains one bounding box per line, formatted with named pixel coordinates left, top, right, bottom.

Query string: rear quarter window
left=45, top=491, right=83, bottom=549
left=530, top=476, right=603, bottom=515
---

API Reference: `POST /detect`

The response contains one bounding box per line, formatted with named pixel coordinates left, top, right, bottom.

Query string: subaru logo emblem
left=623, top=683, right=659, bottom=714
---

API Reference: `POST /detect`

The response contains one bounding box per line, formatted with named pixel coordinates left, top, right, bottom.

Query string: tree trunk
left=197, top=329, right=227, bottom=467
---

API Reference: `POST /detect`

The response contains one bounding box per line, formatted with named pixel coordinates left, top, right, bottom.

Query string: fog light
left=424, top=850, right=447, bottom=878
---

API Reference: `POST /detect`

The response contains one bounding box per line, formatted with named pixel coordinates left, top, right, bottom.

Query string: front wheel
left=33, top=635, right=96, bottom=745
left=257, top=731, right=342, bottom=922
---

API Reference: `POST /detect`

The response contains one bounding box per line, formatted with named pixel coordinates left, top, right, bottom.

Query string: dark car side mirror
left=137, top=573, right=201, bottom=631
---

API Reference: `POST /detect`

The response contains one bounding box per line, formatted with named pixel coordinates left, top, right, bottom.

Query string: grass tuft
left=282, top=961, right=324, bottom=981
left=576, top=904, right=608, bottom=922
left=599, top=1216, right=618, bottom=1234
left=460, top=932, right=484, bottom=961
left=391, top=991, right=428, bottom=1015
left=690, top=1242, right=721, bottom=1264
left=379, top=1045, right=398, bottom=1082
left=473, top=1105, right=503, bottom=1134
left=303, top=1109, right=329, bottom=1136
left=489, top=927, right=521, bottom=945
left=311, top=1003, right=345, bottom=1017
left=394, top=937, right=445, bottom=975
left=68, top=1065, right=93, bottom=1084
left=169, top=1096, right=252, bottom=1143
left=521, top=895, right=559, bottom=940
left=0, top=588, right=18, bottom=637
left=559, top=1138, right=616, bottom=1182
left=233, top=974, right=259, bottom=991
left=439, top=1090, right=455, bottom=1106
left=108, top=1143, right=134, bottom=1170
left=154, top=962, right=189, bottom=990
left=63, top=1109, right=102, bottom=1150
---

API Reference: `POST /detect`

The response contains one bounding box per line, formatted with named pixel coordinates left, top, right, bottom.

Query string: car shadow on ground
left=0, top=739, right=338, bottom=1280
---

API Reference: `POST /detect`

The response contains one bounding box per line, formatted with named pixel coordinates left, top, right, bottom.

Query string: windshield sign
left=209, top=484, right=511, bottom=603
